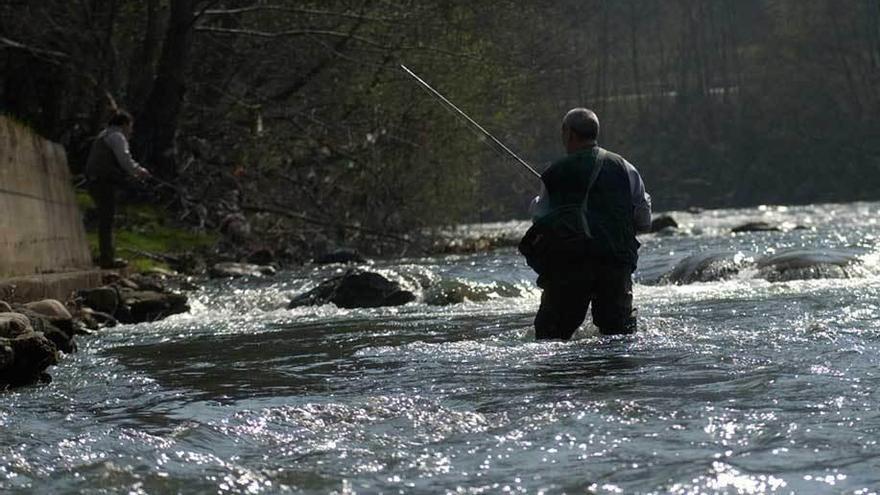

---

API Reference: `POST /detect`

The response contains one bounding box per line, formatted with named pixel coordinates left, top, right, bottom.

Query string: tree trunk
left=126, top=0, right=162, bottom=114
left=133, top=0, right=195, bottom=179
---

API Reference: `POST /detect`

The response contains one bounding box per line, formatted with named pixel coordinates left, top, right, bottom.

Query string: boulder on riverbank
left=23, top=299, right=72, bottom=321
left=289, top=269, right=416, bottom=309
left=75, top=275, right=190, bottom=326
left=13, top=305, right=78, bottom=354
left=0, top=312, right=59, bottom=388
left=115, top=289, right=190, bottom=324
left=78, top=287, right=119, bottom=315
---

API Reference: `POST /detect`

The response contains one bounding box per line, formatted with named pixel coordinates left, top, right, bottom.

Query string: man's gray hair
left=562, top=108, right=600, bottom=140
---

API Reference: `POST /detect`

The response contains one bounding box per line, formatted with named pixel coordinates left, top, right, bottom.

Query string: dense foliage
left=2, top=1, right=879, bottom=255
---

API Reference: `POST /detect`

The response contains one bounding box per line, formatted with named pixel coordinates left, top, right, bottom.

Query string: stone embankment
left=0, top=116, right=191, bottom=388
left=0, top=115, right=92, bottom=277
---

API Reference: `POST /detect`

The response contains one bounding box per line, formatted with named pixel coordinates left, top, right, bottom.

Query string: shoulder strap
left=581, top=147, right=605, bottom=210
left=577, top=148, right=605, bottom=238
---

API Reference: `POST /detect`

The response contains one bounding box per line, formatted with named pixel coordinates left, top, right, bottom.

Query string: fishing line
left=400, top=64, right=541, bottom=181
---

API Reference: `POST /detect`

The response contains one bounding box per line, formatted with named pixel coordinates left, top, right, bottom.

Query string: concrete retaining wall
left=0, top=115, right=92, bottom=277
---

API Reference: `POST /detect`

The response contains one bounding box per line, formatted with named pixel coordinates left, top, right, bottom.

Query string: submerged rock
left=662, top=248, right=867, bottom=285
left=78, top=307, right=118, bottom=330
left=731, top=221, right=781, bottom=233
left=650, top=215, right=678, bottom=233
left=209, top=262, right=276, bottom=279
left=424, top=280, right=521, bottom=306
left=756, top=249, right=864, bottom=282
left=116, top=290, right=190, bottom=324
left=662, top=251, right=751, bottom=284
left=289, top=270, right=415, bottom=309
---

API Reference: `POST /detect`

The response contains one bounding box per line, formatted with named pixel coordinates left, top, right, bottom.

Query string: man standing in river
left=528, top=108, right=652, bottom=339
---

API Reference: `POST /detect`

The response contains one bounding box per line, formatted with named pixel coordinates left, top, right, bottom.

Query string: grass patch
left=85, top=203, right=217, bottom=272
left=76, top=191, right=95, bottom=210
left=1, top=112, right=37, bottom=132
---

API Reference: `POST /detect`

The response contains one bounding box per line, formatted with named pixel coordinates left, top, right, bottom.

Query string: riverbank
left=0, top=267, right=191, bottom=389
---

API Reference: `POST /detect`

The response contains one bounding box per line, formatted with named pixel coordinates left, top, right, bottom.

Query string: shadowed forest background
left=2, top=0, right=880, bottom=257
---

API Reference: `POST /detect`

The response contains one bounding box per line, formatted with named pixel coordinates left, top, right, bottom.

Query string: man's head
left=107, top=110, right=134, bottom=137
left=561, top=108, right=599, bottom=152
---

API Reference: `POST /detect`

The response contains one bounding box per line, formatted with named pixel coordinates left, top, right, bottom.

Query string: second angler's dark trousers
left=534, top=261, right=637, bottom=340
left=87, top=180, right=117, bottom=268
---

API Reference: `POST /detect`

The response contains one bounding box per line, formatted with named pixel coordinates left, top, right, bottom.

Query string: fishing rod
left=145, top=174, right=178, bottom=191
left=400, top=64, right=541, bottom=180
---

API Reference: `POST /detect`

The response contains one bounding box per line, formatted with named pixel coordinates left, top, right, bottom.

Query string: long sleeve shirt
left=625, top=159, right=653, bottom=233
left=101, top=126, right=147, bottom=177
left=86, top=125, right=148, bottom=182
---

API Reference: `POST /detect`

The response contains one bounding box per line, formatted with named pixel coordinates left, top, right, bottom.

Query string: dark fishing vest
left=541, top=146, right=639, bottom=269
left=85, top=130, right=126, bottom=183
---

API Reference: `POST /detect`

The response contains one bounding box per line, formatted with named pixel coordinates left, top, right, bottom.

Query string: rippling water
left=3, top=202, right=880, bottom=494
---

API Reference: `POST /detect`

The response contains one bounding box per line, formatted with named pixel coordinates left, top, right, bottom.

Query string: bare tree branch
left=194, top=26, right=389, bottom=49
left=0, top=35, right=70, bottom=60
left=202, top=5, right=402, bottom=23
left=242, top=203, right=416, bottom=245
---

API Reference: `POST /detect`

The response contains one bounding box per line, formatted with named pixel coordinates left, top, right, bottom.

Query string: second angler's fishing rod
left=400, top=64, right=541, bottom=180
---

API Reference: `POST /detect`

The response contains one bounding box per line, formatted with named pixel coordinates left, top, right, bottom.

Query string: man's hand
left=135, top=167, right=151, bottom=180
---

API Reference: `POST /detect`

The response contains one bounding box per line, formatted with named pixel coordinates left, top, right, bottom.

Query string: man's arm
left=529, top=184, right=549, bottom=221
left=105, top=131, right=150, bottom=178
left=624, top=159, right=652, bottom=233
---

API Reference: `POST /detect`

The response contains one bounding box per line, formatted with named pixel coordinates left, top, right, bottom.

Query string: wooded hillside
left=3, top=1, right=879, bottom=255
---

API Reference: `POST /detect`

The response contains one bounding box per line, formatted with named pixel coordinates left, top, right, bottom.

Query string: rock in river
left=731, top=221, right=781, bottom=233
left=756, top=249, right=865, bottom=282
left=115, top=290, right=190, bottom=324
left=650, top=215, right=678, bottom=233
left=289, top=270, right=416, bottom=309
left=423, top=280, right=521, bottom=306
left=662, top=251, right=751, bottom=284
left=209, top=262, right=276, bottom=279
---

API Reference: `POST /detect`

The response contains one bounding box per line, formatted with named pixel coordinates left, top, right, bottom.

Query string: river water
left=3, top=202, right=880, bottom=494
